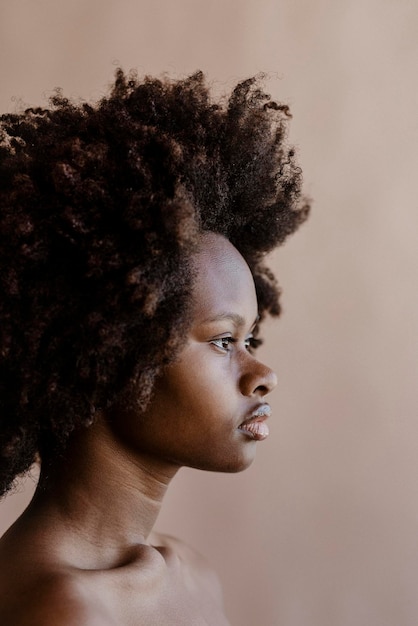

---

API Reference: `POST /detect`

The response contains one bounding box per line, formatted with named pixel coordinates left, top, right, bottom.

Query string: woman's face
left=116, top=232, right=278, bottom=473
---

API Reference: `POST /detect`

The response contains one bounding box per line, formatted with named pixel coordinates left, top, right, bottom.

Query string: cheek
left=149, top=357, right=236, bottom=442
left=165, top=356, right=235, bottom=415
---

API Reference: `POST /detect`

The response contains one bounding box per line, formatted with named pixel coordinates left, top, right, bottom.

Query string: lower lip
left=238, top=421, right=269, bottom=441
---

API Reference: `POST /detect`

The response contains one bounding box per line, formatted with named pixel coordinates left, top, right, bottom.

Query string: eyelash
left=211, top=336, right=255, bottom=353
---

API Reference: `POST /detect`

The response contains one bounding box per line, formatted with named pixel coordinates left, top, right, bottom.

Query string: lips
left=238, top=404, right=271, bottom=441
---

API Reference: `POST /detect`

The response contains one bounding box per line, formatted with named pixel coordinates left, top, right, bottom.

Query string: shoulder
left=0, top=524, right=111, bottom=625
left=0, top=571, right=113, bottom=626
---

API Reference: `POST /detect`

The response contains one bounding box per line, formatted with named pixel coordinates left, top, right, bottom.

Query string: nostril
left=240, top=364, right=278, bottom=397
left=256, top=366, right=278, bottom=395
left=255, top=383, right=269, bottom=396
left=257, top=379, right=276, bottom=396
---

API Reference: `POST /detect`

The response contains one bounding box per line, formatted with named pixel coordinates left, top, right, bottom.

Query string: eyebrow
left=201, top=313, right=259, bottom=328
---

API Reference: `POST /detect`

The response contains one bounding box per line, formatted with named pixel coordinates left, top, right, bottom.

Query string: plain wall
left=1, top=1, right=418, bottom=624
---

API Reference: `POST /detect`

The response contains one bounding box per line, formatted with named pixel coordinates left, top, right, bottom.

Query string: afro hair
left=0, top=69, right=309, bottom=497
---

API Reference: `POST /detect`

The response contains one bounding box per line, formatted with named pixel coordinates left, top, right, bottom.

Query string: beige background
left=1, top=1, right=418, bottom=624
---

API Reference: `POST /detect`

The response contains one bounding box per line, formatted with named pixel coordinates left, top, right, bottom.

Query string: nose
left=239, top=357, right=278, bottom=397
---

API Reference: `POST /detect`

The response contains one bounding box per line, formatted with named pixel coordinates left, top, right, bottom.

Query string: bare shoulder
left=150, top=531, right=224, bottom=603
left=0, top=568, right=113, bottom=626
left=0, top=521, right=110, bottom=625
left=0, top=520, right=227, bottom=625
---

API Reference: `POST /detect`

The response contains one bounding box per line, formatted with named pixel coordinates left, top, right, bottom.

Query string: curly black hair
left=0, top=69, right=309, bottom=498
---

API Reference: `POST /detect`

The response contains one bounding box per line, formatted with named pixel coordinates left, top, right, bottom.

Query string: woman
left=0, top=70, right=309, bottom=624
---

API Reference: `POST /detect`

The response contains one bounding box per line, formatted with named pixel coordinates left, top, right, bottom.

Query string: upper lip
left=239, top=403, right=271, bottom=427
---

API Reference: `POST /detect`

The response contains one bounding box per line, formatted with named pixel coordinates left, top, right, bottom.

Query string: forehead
left=191, top=233, right=258, bottom=321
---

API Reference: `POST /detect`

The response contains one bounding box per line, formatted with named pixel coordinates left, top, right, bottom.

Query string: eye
left=211, top=337, right=236, bottom=352
left=210, top=335, right=257, bottom=353
left=244, top=334, right=259, bottom=353
left=244, top=336, right=253, bottom=351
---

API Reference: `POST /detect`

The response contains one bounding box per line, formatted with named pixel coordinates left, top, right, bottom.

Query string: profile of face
left=112, top=232, right=278, bottom=473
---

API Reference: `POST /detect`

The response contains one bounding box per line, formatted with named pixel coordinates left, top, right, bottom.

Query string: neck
left=29, top=415, right=179, bottom=568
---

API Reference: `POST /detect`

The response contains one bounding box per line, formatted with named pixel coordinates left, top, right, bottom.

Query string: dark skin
left=0, top=233, right=277, bottom=625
